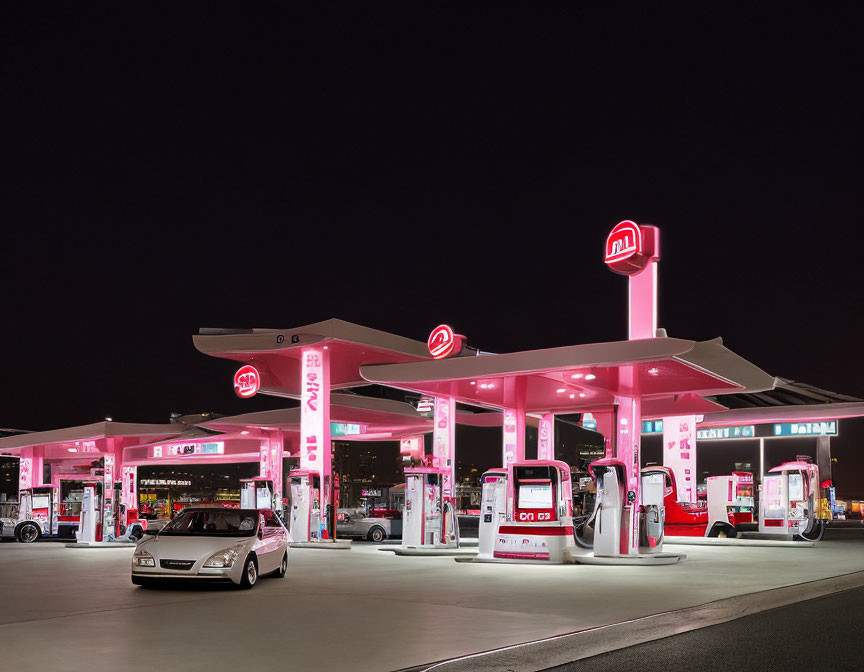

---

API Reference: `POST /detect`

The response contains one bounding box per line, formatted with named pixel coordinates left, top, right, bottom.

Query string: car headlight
left=203, top=543, right=245, bottom=568
left=133, top=549, right=155, bottom=567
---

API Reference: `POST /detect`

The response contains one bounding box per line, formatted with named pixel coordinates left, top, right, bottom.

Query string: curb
left=395, top=569, right=864, bottom=672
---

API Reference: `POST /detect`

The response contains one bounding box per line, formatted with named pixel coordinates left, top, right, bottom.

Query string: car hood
left=139, top=535, right=254, bottom=560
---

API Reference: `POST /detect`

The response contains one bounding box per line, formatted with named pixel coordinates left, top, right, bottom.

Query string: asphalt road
left=545, top=584, right=864, bottom=672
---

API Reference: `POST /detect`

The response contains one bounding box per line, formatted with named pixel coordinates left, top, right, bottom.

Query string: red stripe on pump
left=498, top=526, right=575, bottom=536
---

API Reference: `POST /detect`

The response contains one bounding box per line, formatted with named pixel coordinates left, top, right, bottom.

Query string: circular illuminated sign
left=233, top=365, right=260, bottom=398
left=427, top=324, right=457, bottom=359
left=604, top=220, right=646, bottom=274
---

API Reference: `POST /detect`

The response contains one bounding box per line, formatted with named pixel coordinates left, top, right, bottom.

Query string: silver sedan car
left=132, top=508, right=289, bottom=589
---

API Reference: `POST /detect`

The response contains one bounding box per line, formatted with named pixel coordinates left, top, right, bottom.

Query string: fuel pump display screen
left=788, top=474, right=804, bottom=502
left=519, top=483, right=553, bottom=508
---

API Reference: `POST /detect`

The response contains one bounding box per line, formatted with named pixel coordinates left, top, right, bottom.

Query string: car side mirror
left=257, top=527, right=263, bottom=540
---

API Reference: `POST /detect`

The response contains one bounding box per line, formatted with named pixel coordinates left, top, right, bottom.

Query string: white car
left=132, top=507, right=289, bottom=589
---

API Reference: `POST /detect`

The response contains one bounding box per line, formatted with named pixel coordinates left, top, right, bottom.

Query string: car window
left=160, top=509, right=258, bottom=536
left=262, top=510, right=282, bottom=528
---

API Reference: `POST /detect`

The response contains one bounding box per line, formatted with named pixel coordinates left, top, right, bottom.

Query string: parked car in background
left=336, top=507, right=402, bottom=542
left=132, top=507, right=288, bottom=589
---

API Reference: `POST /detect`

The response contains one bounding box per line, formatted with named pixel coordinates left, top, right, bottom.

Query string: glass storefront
left=137, top=463, right=258, bottom=519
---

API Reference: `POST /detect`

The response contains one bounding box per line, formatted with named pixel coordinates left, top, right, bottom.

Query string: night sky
left=4, top=7, right=863, bottom=495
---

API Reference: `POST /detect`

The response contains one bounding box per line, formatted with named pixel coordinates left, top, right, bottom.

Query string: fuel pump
left=492, top=460, right=575, bottom=563
left=475, top=468, right=507, bottom=560
left=583, top=458, right=628, bottom=556
left=639, top=470, right=665, bottom=553
left=77, top=483, right=101, bottom=543
left=288, top=469, right=321, bottom=543
left=240, top=477, right=275, bottom=510
left=578, top=459, right=670, bottom=556
left=759, top=460, right=825, bottom=541
left=706, top=472, right=754, bottom=537
left=402, top=467, right=458, bottom=548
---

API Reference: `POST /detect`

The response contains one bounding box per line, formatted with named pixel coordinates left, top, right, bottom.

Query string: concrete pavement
left=543, top=584, right=864, bottom=671
left=1, top=528, right=863, bottom=671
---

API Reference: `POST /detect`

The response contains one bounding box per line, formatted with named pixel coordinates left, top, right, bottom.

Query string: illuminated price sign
left=773, top=421, right=837, bottom=437
left=331, top=423, right=364, bottom=436
left=696, top=425, right=755, bottom=440
left=151, top=442, right=224, bottom=458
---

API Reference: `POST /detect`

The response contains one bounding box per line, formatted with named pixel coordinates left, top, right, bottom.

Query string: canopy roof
left=361, top=336, right=774, bottom=415
left=698, top=401, right=864, bottom=428
left=0, top=421, right=181, bottom=455
left=699, top=379, right=864, bottom=427
left=201, top=393, right=432, bottom=440
left=193, top=318, right=431, bottom=396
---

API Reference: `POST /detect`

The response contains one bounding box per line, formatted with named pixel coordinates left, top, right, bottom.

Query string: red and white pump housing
left=493, top=460, right=575, bottom=563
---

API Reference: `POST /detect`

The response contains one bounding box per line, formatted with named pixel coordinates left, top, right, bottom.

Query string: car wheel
left=274, top=552, right=288, bottom=578
left=239, top=555, right=258, bottom=589
left=367, top=526, right=386, bottom=543
left=16, top=522, right=40, bottom=544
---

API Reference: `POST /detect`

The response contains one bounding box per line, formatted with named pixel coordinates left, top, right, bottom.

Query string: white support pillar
left=103, top=437, right=119, bottom=538
left=614, top=392, right=641, bottom=555
left=433, top=396, right=456, bottom=501
left=122, top=465, right=138, bottom=513
left=537, top=413, right=555, bottom=461
left=503, top=377, right=527, bottom=467
left=662, top=415, right=697, bottom=503
left=18, top=446, right=44, bottom=491
left=300, top=346, right=331, bottom=537
left=759, top=437, right=765, bottom=481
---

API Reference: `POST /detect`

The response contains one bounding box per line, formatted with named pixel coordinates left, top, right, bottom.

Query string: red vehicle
left=641, top=466, right=736, bottom=538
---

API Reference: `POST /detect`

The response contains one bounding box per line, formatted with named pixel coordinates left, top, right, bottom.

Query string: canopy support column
left=503, top=377, right=527, bottom=467
left=537, top=413, right=555, bottom=461
left=595, top=411, right=616, bottom=458
left=613, top=393, right=642, bottom=555
left=300, top=346, right=332, bottom=538
left=662, top=415, right=697, bottom=503
left=103, top=437, right=119, bottom=538
left=18, top=446, right=44, bottom=491
left=260, top=431, right=284, bottom=506
left=433, top=396, right=456, bottom=502
left=817, top=435, right=832, bottom=500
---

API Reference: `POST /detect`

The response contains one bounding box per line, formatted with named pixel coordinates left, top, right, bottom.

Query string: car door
left=259, top=510, right=286, bottom=572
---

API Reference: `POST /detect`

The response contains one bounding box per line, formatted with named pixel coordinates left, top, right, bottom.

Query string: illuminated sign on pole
left=427, top=325, right=465, bottom=360
left=233, top=365, right=260, bottom=398
left=696, top=425, right=756, bottom=440
left=604, top=220, right=643, bottom=271
left=773, top=421, right=838, bottom=437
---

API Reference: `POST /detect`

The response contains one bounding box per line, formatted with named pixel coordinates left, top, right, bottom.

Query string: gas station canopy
left=193, top=318, right=431, bottom=396
left=201, top=393, right=432, bottom=440
left=0, top=421, right=181, bottom=459
left=360, top=336, right=775, bottom=416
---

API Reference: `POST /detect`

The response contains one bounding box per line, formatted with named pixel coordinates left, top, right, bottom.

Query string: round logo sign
left=427, top=324, right=456, bottom=359
left=605, top=220, right=655, bottom=275
left=233, top=365, right=260, bottom=398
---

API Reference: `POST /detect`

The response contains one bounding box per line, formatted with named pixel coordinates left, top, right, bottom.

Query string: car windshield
left=159, top=509, right=259, bottom=537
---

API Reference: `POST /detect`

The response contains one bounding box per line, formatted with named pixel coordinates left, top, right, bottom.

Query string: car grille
left=160, top=559, right=195, bottom=571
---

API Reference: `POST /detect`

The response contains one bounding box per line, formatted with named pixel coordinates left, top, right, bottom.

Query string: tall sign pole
left=605, top=220, right=660, bottom=554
